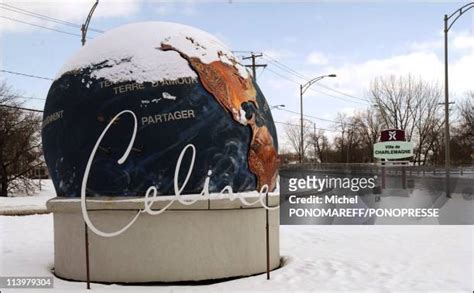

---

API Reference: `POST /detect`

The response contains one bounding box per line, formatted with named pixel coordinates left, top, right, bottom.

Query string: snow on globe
left=43, top=22, right=280, bottom=283
left=42, top=22, right=278, bottom=198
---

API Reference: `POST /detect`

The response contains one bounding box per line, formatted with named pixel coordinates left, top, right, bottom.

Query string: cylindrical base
left=47, top=196, right=280, bottom=283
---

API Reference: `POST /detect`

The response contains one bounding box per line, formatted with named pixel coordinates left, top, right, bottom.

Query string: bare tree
left=412, top=82, right=443, bottom=165
left=351, top=108, right=383, bottom=162
left=450, top=94, right=473, bottom=164
left=370, top=74, right=443, bottom=165
left=333, top=113, right=349, bottom=162
left=284, top=119, right=312, bottom=161
left=457, top=92, right=473, bottom=128
left=308, top=128, right=329, bottom=163
left=0, top=81, right=42, bottom=196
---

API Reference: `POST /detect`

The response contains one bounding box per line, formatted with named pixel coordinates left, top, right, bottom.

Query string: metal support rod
left=84, top=223, right=91, bottom=289
left=402, top=166, right=406, bottom=189
left=265, top=192, right=270, bottom=280
left=381, top=164, right=386, bottom=189
left=300, top=84, right=304, bottom=163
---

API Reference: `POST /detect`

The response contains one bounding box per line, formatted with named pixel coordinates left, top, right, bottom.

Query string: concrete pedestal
left=47, top=195, right=280, bottom=283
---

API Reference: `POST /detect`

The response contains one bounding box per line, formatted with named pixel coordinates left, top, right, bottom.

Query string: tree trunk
left=0, top=171, right=8, bottom=197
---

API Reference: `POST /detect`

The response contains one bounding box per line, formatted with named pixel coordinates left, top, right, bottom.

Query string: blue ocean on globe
left=42, top=71, right=277, bottom=197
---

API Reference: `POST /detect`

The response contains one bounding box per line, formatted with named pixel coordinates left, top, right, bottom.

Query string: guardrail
left=281, top=163, right=474, bottom=176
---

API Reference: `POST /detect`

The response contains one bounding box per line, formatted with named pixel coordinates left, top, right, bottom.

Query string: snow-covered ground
left=0, top=180, right=55, bottom=215
left=1, top=180, right=472, bottom=291
left=0, top=214, right=472, bottom=291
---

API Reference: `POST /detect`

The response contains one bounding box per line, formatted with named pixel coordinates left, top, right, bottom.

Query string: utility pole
left=444, top=14, right=451, bottom=198
left=243, top=52, right=266, bottom=82
left=81, top=0, right=99, bottom=46
left=81, top=2, right=99, bottom=289
left=442, top=3, right=474, bottom=198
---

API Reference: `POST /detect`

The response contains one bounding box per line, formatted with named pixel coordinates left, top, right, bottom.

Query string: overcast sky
left=1, top=0, right=473, bottom=150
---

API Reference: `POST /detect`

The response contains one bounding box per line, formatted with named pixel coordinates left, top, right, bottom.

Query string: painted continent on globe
left=42, top=22, right=279, bottom=197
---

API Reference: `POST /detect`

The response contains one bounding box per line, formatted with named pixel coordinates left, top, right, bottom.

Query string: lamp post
left=300, top=74, right=336, bottom=163
left=270, top=104, right=285, bottom=110
left=81, top=1, right=99, bottom=289
left=81, top=0, right=99, bottom=46
left=443, top=2, right=474, bottom=198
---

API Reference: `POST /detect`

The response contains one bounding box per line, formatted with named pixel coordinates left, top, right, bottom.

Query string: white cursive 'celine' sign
left=81, top=110, right=278, bottom=238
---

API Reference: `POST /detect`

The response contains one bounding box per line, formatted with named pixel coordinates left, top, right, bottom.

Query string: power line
left=264, top=66, right=301, bottom=84
left=257, top=66, right=266, bottom=79
left=276, top=107, right=341, bottom=124
left=0, top=104, right=43, bottom=113
left=274, top=120, right=336, bottom=132
left=264, top=67, right=367, bottom=105
left=18, top=96, right=46, bottom=101
left=262, top=55, right=307, bottom=80
left=0, top=15, right=83, bottom=37
left=240, top=51, right=368, bottom=104
left=263, top=54, right=366, bottom=101
left=1, top=6, right=82, bottom=28
left=312, top=82, right=369, bottom=103
left=232, top=50, right=260, bottom=54
left=262, top=54, right=369, bottom=103
left=0, top=69, right=54, bottom=81
left=0, top=3, right=104, bottom=33
left=274, top=106, right=358, bottom=128
left=258, top=68, right=361, bottom=125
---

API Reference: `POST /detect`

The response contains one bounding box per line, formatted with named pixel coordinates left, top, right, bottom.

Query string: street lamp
left=270, top=104, right=285, bottom=110
left=300, top=74, right=337, bottom=163
left=81, top=0, right=99, bottom=46
left=443, top=2, right=474, bottom=198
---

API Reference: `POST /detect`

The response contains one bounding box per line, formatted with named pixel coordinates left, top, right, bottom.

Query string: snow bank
left=56, top=22, right=248, bottom=83
left=0, top=180, right=55, bottom=215
left=0, top=215, right=472, bottom=291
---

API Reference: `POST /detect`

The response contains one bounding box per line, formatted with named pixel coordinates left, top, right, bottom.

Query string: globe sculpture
left=42, top=21, right=279, bottom=197
left=44, top=22, right=281, bottom=283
